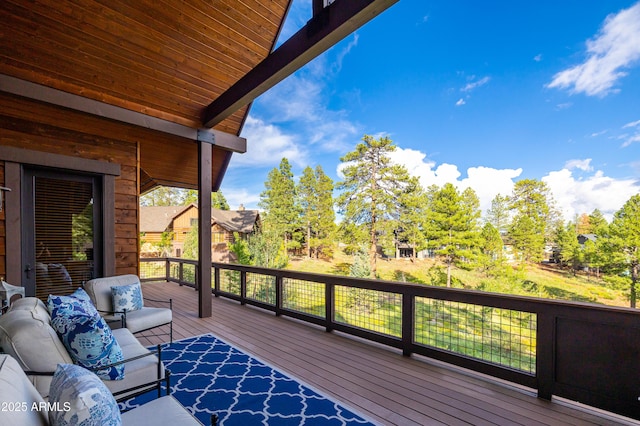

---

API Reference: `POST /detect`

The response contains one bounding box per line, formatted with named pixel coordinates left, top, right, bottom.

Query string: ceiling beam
left=0, top=74, right=246, bottom=153
left=202, top=0, right=398, bottom=128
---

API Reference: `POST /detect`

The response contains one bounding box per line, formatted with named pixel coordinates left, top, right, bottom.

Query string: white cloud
left=534, top=54, right=543, bottom=62
left=385, top=146, right=638, bottom=221
left=455, top=98, right=466, bottom=106
left=564, top=158, right=593, bottom=172
left=543, top=168, right=639, bottom=220
left=387, top=147, right=522, bottom=213
left=236, top=116, right=307, bottom=167
left=547, top=2, right=640, bottom=96
left=223, top=187, right=261, bottom=211
left=623, top=119, right=640, bottom=128
left=617, top=119, right=640, bottom=147
left=461, top=76, right=491, bottom=92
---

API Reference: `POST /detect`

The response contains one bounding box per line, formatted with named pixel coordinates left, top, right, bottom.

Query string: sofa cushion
left=0, top=355, right=49, bottom=426
left=48, top=289, right=125, bottom=381
left=7, top=296, right=51, bottom=323
left=49, top=363, right=122, bottom=426
left=84, top=275, right=141, bottom=314
left=0, top=309, right=73, bottom=398
left=111, top=283, right=143, bottom=313
left=104, top=328, right=165, bottom=399
left=124, top=307, right=172, bottom=334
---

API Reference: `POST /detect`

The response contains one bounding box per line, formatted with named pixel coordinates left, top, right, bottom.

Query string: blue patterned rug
left=119, top=334, right=376, bottom=425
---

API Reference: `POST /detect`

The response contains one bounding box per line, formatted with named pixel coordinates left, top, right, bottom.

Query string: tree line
left=141, top=135, right=640, bottom=308
left=256, top=135, right=640, bottom=307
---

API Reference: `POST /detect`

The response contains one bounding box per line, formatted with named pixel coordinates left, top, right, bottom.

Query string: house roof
left=140, top=205, right=259, bottom=234
left=1, top=0, right=398, bottom=193
left=140, top=205, right=190, bottom=233
left=212, top=209, right=260, bottom=234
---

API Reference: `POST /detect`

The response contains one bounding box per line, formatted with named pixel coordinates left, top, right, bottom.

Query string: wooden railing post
left=536, top=309, right=555, bottom=400
left=165, top=258, right=171, bottom=284
left=275, top=274, right=283, bottom=317
left=240, top=271, right=247, bottom=305
left=325, top=282, right=334, bottom=332
left=402, top=292, right=414, bottom=357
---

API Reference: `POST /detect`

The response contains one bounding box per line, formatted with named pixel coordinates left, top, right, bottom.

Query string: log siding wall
left=0, top=92, right=193, bottom=279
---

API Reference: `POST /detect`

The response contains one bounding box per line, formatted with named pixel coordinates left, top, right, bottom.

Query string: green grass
left=286, top=250, right=631, bottom=308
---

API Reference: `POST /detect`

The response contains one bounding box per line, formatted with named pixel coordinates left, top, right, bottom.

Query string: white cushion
left=124, top=308, right=172, bottom=334
left=0, top=355, right=49, bottom=426
left=7, top=296, right=51, bottom=323
left=49, top=363, right=122, bottom=426
left=0, top=310, right=72, bottom=398
left=84, top=275, right=141, bottom=314
left=121, top=396, right=202, bottom=426
left=104, top=329, right=165, bottom=399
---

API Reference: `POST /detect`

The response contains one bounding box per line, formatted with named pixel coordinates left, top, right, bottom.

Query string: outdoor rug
left=119, top=334, right=376, bottom=425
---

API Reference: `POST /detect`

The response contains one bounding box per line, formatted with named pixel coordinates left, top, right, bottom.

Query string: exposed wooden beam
left=0, top=74, right=246, bottom=153
left=202, top=0, right=398, bottom=128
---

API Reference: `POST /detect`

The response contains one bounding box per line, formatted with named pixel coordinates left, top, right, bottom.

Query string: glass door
left=22, top=168, right=102, bottom=299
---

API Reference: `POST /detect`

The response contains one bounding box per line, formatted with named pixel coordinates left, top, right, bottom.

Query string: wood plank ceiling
left=0, top=0, right=291, bottom=190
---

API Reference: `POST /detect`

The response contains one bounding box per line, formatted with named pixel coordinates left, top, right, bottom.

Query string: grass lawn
left=287, top=249, right=630, bottom=308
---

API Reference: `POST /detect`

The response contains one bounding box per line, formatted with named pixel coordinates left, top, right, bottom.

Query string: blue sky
left=220, top=0, right=640, bottom=221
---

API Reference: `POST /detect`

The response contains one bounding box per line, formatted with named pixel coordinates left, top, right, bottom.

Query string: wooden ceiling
left=0, top=0, right=398, bottom=191
left=0, top=0, right=290, bottom=134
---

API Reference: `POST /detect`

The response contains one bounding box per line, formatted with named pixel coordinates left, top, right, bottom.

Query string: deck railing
left=140, top=257, right=640, bottom=420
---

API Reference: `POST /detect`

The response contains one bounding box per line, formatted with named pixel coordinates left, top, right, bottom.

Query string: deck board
left=138, top=281, right=636, bottom=426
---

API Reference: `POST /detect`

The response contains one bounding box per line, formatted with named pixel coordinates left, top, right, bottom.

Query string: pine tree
left=298, top=165, right=336, bottom=258
left=427, top=183, right=481, bottom=287
left=555, top=222, right=581, bottom=272
left=608, top=194, right=640, bottom=308
left=507, top=179, right=558, bottom=263
left=486, top=193, right=510, bottom=234
left=396, top=177, right=429, bottom=259
left=336, top=135, right=416, bottom=276
left=259, top=158, right=300, bottom=253
left=479, top=222, right=504, bottom=274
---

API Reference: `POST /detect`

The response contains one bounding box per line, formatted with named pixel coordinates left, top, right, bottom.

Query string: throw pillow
left=49, top=363, right=122, bottom=426
left=111, top=283, right=144, bottom=313
left=48, top=289, right=125, bottom=380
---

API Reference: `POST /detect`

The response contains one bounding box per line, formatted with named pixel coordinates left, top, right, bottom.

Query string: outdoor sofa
left=0, top=296, right=165, bottom=401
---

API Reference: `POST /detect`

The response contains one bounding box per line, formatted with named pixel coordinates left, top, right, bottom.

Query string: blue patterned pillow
left=48, top=289, right=125, bottom=380
left=111, top=283, right=143, bottom=312
left=49, top=363, right=122, bottom=426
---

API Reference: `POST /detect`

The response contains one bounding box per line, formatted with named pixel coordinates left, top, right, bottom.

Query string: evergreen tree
left=427, top=183, right=480, bottom=287
left=182, top=190, right=230, bottom=209
left=259, top=158, right=300, bottom=253
left=396, top=178, right=429, bottom=259
left=486, top=193, right=510, bottom=234
left=298, top=165, right=336, bottom=259
left=336, top=135, right=416, bottom=276
left=607, top=194, right=640, bottom=308
left=555, top=222, right=581, bottom=272
left=140, top=186, right=182, bottom=206
left=507, top=179, right=557, bottom=263
left=479, top=222, right=504, bottom=274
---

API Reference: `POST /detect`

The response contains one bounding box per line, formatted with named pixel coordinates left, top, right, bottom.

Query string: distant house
left=577, top=234, right=597, bottom=245
left=140, top=205, right=260, bottom=262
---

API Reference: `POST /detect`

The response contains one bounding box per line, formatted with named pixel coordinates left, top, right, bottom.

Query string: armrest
left=97, top=308, right=127, bottom=328
left=143, top=297, right=173, bottom=310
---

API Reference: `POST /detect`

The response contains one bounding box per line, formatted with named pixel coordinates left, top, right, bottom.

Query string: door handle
left=24, top=264, right=32, bottom=279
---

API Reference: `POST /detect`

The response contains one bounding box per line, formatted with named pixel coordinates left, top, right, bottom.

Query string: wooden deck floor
left=139, top=281, right=636, bottom=426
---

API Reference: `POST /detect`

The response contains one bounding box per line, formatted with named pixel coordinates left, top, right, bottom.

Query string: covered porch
left=138, top=280, right=635, bottom=426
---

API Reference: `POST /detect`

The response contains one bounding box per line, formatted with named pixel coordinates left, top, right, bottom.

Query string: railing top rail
left=141, top=257, right=640, bottom=319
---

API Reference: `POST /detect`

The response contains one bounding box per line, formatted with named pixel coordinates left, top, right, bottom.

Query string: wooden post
left=198, top=141, right=212, bottom=318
